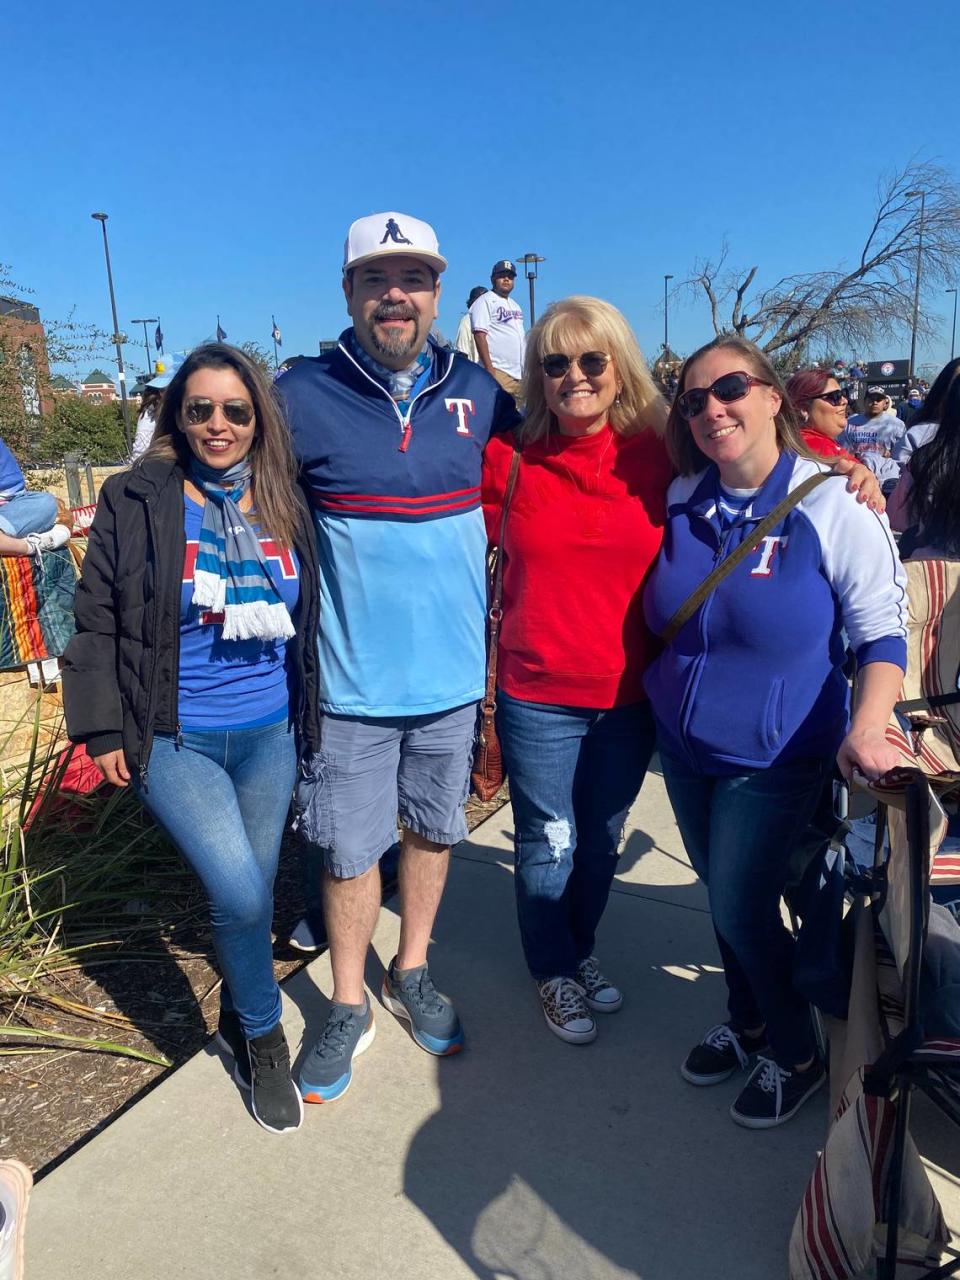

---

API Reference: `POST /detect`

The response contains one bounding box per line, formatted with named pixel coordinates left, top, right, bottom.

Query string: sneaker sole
left=680, top=1062, right=738, bottom=1086
left=286, top=938, right=324, bottom=955
left=0, top=1158, right=32, bottom=1280
left=381, top=984, right=464, bottom=1056
left=582, top=991, right=623, bottom=1013
left=252, top=1086, right=304, bottom=1135
left=542, top=1007, right=597, bottom=1044
left=729, top=1071, right=826, bottom=1129
left=299, top=1019, right=377, bottom=1104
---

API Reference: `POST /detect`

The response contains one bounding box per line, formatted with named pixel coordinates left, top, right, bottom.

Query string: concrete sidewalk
left=24, top=765, right=960, bottom=1279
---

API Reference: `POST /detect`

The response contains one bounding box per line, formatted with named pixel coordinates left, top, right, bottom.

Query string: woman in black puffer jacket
left=63, top=344, right=320, bottom=1135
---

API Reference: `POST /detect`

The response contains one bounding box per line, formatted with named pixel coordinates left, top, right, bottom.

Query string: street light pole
left=131, top=317, right=158, bottom=379
left=906, top=189, right=926, bottom=382
left=947, top=289, right=958, bottom=362
left=91, top=212, right=132, bottom=450
left=516, top=253, right=546, bottom=325
left=663, top=274, right=674, bottom=353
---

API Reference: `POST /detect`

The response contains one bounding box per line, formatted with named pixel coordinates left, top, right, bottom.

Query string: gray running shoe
left=299, top=1000, right=376, bottom=1103
left=381, top=959, right=464, bottom=1056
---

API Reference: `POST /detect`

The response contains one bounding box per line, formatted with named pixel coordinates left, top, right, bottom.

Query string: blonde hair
left=519, top=296, right=667, bottom=446
left=665, top=334, right=813, bottom=475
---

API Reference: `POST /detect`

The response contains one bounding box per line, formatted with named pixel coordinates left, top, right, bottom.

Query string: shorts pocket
left=293, top=748, right=337, bottom=847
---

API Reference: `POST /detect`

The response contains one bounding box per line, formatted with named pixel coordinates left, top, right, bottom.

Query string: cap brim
left=344, top=246, right=447, bottom=275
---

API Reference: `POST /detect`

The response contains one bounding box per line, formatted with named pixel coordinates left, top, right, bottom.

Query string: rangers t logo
left=751, top=535, right=788, bottom=577
left=445, top=397, right=475, bottom=436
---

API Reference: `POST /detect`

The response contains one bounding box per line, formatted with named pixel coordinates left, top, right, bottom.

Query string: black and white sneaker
left=730, top=1055, right=826, bottom=1129
left=680, top=1022, right=769, bottom=1086
left=247, top=1024, right=303, bottom=1134
left=214, top=1008, right=251, bottom=1089
left=575, top=956, right=623, bottom=1013
left=536, top=976, right=597, bottom=1044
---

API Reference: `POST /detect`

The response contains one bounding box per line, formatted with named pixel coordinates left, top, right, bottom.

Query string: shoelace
left=752, top=1056, right=789, bottom=1112
left=702, top=1023, right=749, bottom=1069
left=315, top=1011, right=361, bottom=1060
left=397, top=969, right=445, bottom=1017
left=577, top=957, right=607, bottom=994
left=540, top=976, right=587, bottom=1021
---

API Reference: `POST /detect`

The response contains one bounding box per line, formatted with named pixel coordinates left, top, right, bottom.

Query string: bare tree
left=676, top=161, right=960, bottom=364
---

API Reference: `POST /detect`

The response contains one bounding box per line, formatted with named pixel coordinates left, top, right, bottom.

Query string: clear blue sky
left=4, top=0, right=959, bottom=381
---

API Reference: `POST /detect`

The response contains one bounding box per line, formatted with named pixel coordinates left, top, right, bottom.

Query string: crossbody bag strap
left=482, top=448, right=522, bottom=710
left=661, top=470, right=836, bottom=644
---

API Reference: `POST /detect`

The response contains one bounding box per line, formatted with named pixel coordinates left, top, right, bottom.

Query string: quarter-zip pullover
left=277, top=331, right=521, bottom=716
left=643, top=452, right=908, bottom=774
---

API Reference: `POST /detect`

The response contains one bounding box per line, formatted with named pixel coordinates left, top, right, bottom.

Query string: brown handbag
left=471, top=448, right=521, bottom=801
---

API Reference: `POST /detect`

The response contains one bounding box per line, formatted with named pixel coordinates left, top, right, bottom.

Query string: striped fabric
left=0, top=548, right=76, bottom=670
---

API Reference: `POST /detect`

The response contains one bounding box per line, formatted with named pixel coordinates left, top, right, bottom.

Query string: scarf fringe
left=220, top=600, right=296, bottom=643
left=192, top=568, right=227, bottom=613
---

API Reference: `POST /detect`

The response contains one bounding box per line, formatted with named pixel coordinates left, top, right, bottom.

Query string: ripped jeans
left=496, top=691, right=657, bottom=981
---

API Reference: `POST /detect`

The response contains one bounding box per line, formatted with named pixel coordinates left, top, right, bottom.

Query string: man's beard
left=369, top=304, right=421, bottom=360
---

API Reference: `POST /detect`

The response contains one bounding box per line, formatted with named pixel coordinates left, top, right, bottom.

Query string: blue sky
left=4, top=0, right=959, bottom=381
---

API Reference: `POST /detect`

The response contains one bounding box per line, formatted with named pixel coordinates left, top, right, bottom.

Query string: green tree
left=34, top=397, right=127, bottom=465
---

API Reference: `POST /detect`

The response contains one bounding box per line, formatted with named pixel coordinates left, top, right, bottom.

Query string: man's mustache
left=374, top=305, right=417, bottom=322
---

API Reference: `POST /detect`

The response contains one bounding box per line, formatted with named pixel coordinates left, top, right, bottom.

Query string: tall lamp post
left=906, top=189, right=926, bottom=382
left=663, top=274, right=674, bottom=353
left=516, top=253, right=546, bottom=325
left=947, top=288, right=958, bottom=362
left=131, top=316, right=158, bottom=379
left=91, top=212, right=132, bottom=450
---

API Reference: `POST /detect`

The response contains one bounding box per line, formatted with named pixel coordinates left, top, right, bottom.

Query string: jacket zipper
left=137, top=485, right=186, bottom=781
left=336, top=341, right=454, bottom=453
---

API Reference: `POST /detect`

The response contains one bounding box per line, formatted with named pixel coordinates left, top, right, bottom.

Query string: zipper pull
left=398, top=423, right=413, bottom=453
left=176, top=723, right=183, bottom=747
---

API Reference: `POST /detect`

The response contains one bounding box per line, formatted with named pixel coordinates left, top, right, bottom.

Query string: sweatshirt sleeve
left=812, top=485, right=908, bottom=671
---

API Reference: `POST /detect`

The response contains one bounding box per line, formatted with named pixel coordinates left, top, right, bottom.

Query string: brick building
left=0, top=295, right=54, bottom=417
left=79, top=369, right=118, bottom=403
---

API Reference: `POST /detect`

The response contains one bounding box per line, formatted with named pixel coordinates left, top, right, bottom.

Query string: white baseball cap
left=343, top=212, right=447, bottom=275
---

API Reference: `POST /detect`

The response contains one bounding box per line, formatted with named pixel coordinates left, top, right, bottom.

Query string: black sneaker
left=215, top=1009, right=251, bottom=1089
left=246, top=1024, right=303, bottom=1134
left=382, top=959, right=464, bottom=1056
left=680, top=1022, right=769, bottom=1086
left=730, top=1055, right=826, bottom=1129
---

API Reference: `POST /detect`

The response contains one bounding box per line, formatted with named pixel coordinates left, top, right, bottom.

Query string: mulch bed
left=3, top=791, right=508, bottom=1178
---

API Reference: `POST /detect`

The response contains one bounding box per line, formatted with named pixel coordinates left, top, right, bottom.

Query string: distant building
left=79, top=369, right=118, bottom=404
left=0, top=295, right=53, bottom=417
left=49, top=374, right=78, bottom=396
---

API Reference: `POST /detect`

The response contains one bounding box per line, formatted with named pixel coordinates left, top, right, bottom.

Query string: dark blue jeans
left=496, top=691, right=657, bottom=981
left=134, top=718, right=297, bottom=1039
left=659, top=750, right=829, bottom=1068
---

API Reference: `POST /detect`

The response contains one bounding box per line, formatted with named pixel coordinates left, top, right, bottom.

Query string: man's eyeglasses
left=676, top=371, right=771, bottom=421
left=183, top=398, right=255, bottom=427
left=811, top=389, right=848, bottom=407
left=541, top=352, right=611, bottom=379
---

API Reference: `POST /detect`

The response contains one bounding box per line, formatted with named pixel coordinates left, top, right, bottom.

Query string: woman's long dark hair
left=145, top=343, right=300, bottom=549
left=907, top=375, right=960, bottom=554
left=912, top=357, right=960, bottom=426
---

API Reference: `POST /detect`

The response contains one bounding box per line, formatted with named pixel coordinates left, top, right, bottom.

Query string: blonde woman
left=481, top=297, right=671, bottom=1044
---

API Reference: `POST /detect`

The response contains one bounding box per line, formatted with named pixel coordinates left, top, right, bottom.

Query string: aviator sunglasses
left=676, top=370, right=772, bottom=421
left=541, top=351, right=611, bottom=379
left=183, top=398, right=255, bottom=427
left=811, top=389, right=848, bottom=407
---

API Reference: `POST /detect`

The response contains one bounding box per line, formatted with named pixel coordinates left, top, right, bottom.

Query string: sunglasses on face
left=541, top=351, right=611, bottom=379
left=811, top=389, right=848, bottom=407
left=183, top=398, right=255, bottom=427
left=676, top=370, right=772, bottom=421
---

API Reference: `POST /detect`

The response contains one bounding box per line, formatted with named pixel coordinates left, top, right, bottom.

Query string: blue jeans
left=134, top=718, right=297, bottom=1039
left=496, top=691, right=657, bottom=981
left=0, top=491, right=58, bottom=537
left=659, top=750, right=829, bottom=1068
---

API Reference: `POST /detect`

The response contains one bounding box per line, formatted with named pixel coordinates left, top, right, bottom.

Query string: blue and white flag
left=216, top=317, right=227, bottom=342
left=154, top=322, right=164, bottom=353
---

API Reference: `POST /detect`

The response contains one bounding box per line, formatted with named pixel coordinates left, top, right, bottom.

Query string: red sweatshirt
left=800, top=427, right=853, bottom=461
left=482, top=425, right=672, bottom=708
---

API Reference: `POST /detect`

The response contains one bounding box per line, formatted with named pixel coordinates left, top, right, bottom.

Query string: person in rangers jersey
left=277, top=212, right=520, bottom=1104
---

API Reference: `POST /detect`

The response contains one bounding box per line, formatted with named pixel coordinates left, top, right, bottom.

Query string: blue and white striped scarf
left=189, top=459, right=295, bottom=643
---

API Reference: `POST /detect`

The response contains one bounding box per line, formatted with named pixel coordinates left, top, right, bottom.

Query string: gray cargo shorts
left=294, top=701, right=477, bottom=880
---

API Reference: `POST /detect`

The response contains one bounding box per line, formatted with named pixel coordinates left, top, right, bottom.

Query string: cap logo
left=380, top=218, right=412, bottom=246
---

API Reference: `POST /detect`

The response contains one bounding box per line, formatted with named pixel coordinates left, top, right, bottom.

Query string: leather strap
left=662, top=470, right=836, bottom=644
left=482, top=449, right=522, bottom=712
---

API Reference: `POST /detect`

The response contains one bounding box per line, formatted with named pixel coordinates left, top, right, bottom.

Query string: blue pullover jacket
left=643, top=452, right=908, bottom=774
left=277, top=332, right=520, bottom=716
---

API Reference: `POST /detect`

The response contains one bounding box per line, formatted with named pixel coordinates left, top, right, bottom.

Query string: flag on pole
left=154, top=321, right=164, bottom=353
left=216, top=316, right=227, bottom=342
left=271, top=318, right=282, bottom=347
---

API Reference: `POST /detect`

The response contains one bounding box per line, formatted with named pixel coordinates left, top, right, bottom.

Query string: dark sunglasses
left=811, top=389, right=848, bottom=407
left=184, top=398, right=255, bottom=427
left=676, top=370, right=772, bottom=421
left=541, top=351, right=610, bottom=379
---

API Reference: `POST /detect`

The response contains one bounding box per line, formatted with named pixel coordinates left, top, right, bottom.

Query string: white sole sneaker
left=580, top=988, right=623, bottom=1014
left=542, top=1007, right=597, bottom=1044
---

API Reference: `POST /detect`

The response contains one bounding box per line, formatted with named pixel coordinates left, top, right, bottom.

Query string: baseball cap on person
left=343, top=212, right=447, bottom=275
left=491, top=260, right=517, bottom=278
left=866, top=387, right=887, bottom=398
left=147, top=351, right=186, bottom=389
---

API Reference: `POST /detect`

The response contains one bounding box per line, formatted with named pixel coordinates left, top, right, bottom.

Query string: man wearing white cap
left=277, top=212, right=520, bottom=1104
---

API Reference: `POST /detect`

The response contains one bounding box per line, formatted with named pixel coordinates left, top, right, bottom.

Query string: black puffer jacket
left=62, top=457, right=321, bottom=778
